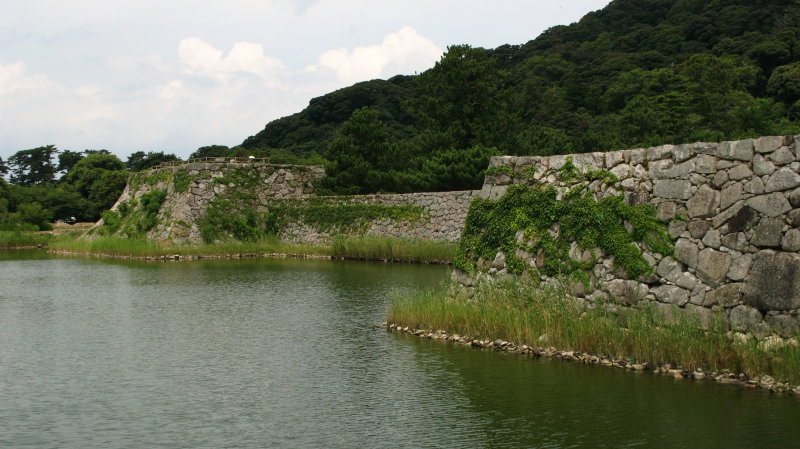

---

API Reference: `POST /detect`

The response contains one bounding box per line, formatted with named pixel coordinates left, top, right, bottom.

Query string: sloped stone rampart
left=102, top=162, right=324, bottom=243
left=460, top=135, right=800, bottom=337
left=96, top=162, right=476, bottom=244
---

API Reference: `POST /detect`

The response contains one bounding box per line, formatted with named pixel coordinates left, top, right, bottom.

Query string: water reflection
left=0, top=256, right=798, bottom=448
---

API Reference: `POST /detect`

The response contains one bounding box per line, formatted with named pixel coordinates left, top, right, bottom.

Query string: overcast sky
left=0, top=0, right=611, bottom=161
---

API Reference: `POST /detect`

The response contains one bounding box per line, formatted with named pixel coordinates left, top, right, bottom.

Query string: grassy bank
left=330, top=235, right=454, bottom=263
left=0, top=231, right=53, bottom=249
left=387, top=278, right=800, bottom=385
left=44, top=234, right=456, bottom=263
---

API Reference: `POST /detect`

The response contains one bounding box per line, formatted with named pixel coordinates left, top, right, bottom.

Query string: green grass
left=47, top=234, right=456, bottom=262
left=330, top=235, right=455, bottom=262
left=0, top=231, right=53, bottom=249
left=387, top=278, right=800, bottom=385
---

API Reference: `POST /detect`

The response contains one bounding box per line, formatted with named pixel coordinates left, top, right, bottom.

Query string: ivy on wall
left=99, top=189, right=167, bottom=238
left=198, top=193, right=427, bottom=243
left=455, top=158, right=673, bottom=283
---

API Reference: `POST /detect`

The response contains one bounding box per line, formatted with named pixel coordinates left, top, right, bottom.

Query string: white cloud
left=1, top=0, right=614, bottom=159
left=316, top=26, right=441, bottom=83
left=157, top=80, right=183, bottom=100
left=0, top=60, right=58, bottom=95
left=178, top=38, right=286, bottom=86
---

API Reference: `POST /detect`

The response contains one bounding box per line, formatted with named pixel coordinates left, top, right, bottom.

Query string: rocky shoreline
left=380, top=322, right=800, bottom=396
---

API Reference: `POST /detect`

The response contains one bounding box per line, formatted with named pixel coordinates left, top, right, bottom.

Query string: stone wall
left=97, top=162, right=476, bottom=244
left=102, top=162, right=324, bottom=243
left=462, top=135, right=800, bottom=337
left=278, top=191, right=477, bottom=244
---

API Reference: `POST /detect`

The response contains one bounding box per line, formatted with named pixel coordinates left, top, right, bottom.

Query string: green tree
left=8, top=145, right=58, bottom=186
left=406, top=45, right=511, bottom=152
left=65, top=153, right=127, bottom=220
left=87, top=171, right=128, bottom=218
left=57, top=150, right=85, bottom=175
left=317, top=107, right=407, bottom=194
left=680, top=54, right=760, bottom=135
left=17, top=202, right=53, bottom=230
left=126, top=151, right=181, bottom=171
left=415, top=145, right=494, bottom=191
left=190, top=145, right=231, bottom=159
left=0, top=156, right=8, bottom=176
left=767, top=62, right=800, bottom=105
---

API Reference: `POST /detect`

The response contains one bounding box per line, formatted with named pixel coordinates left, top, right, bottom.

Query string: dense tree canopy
left=317, top=107, right=407, bottom=195
left=126, top=151, right=181, bottom=172
left=8, top=145, right=58, bottom=186
left=5, top=0, right=800, bottom=226
left=1, top=148, right=128, bottom=228
left=301, top=0, right=800, bottom=193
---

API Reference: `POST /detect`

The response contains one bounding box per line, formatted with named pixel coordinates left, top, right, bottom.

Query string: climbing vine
left=100, top=189, right=167, bottom=237
left=172, top=170, right=209, bottom=193
left=198, top=196, right=427, bottom=243
left=455, top=158, right=673, bottom=282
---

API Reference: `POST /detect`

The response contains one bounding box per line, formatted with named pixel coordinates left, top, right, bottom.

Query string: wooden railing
left=151, top=157, right=271, bottom=170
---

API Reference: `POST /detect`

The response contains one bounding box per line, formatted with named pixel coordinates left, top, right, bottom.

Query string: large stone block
left=770, top=146, right=795, bottom=165
left=718, top=139, right=754, bottom=161
left=702, top=229, right=721, bottom=249
left=653, top=179, right=692, bottom=200
left=647, top=144, right=674, bottom=161
left=696, top=248, right=731, bottom=287
left=743, top=250, right=800, bottom=311
left=605, top=279, right=649, bottom=305
left=727, top=164, right=753, bottom=181
left=730, top=305, right=763, bottom=332
left=703, top=283, right=743, bottom=308
left=687, top=185, right=720, bottom=218
left=752, top=217, right=784, bottom=247
left=727, top=253, right=753, bottom=281
left=605, top=151, right=624, bottom=169
left=744, top=177, right=765, bottom=194
left=610, top=163, right=632, bottom=180
left=766, top=314, right=800, bottom=338
left=656, top=257, right=684, bottom=282
left=648, top=160, right=673, bottom=179
left=764, top=167, right=800, bottom=193
left=570, top=152, right=604, bottom=170
left=719, top=183, right=743, bottom=211
left=788, top=188, right=800, bottom=208
left=754, top=135, right=784, bottom=154
left=745, top=193, right=793, bottom=217
left=693, top=154, right=717, bottom=174
left=753, top=154, right=776, bottom=176
left=652, top=284, right=690, bottom=306
left=674, top=238, right=699, bottom=269
left=685, top=304, right=713, bottom=330
left=688, top=220, right=711, bottom=239
left=782, top=228, right=800, bottom=251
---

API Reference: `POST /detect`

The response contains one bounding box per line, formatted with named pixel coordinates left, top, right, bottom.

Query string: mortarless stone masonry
left=97, top=161, right=477, bottom=245
left=456, top=135, right=800, bottom=338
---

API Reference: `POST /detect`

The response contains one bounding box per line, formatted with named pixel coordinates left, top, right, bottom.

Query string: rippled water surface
left=1, top=252, right=799, bottom=448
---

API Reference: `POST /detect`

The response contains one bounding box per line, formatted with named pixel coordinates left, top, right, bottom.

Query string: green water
left=1, top=252, right=798, bottom=448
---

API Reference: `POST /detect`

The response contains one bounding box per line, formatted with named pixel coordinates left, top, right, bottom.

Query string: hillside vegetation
left=240, top=0, right=800, bottom=194
left=4, top=0, right=800, bottom=230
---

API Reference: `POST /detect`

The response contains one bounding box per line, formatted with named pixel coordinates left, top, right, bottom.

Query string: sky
left=0, top=0, right=611, bottom=161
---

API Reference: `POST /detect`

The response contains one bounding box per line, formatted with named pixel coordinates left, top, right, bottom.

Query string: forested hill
left=241, top=75, right=416, bottom=154
left=239, top=0, right=800, bottom=194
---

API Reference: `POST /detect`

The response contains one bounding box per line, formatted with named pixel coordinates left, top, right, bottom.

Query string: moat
left=1, top=252, right=799, bottom=448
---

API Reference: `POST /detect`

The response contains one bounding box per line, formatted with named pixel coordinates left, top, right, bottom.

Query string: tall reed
left=47, top=234, right=456, bottom=263
left=388, top=278, right=800, bottom=384
left=330, top=235, right=455, bottom=262
left=0, top=231, right=52, bottom=248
